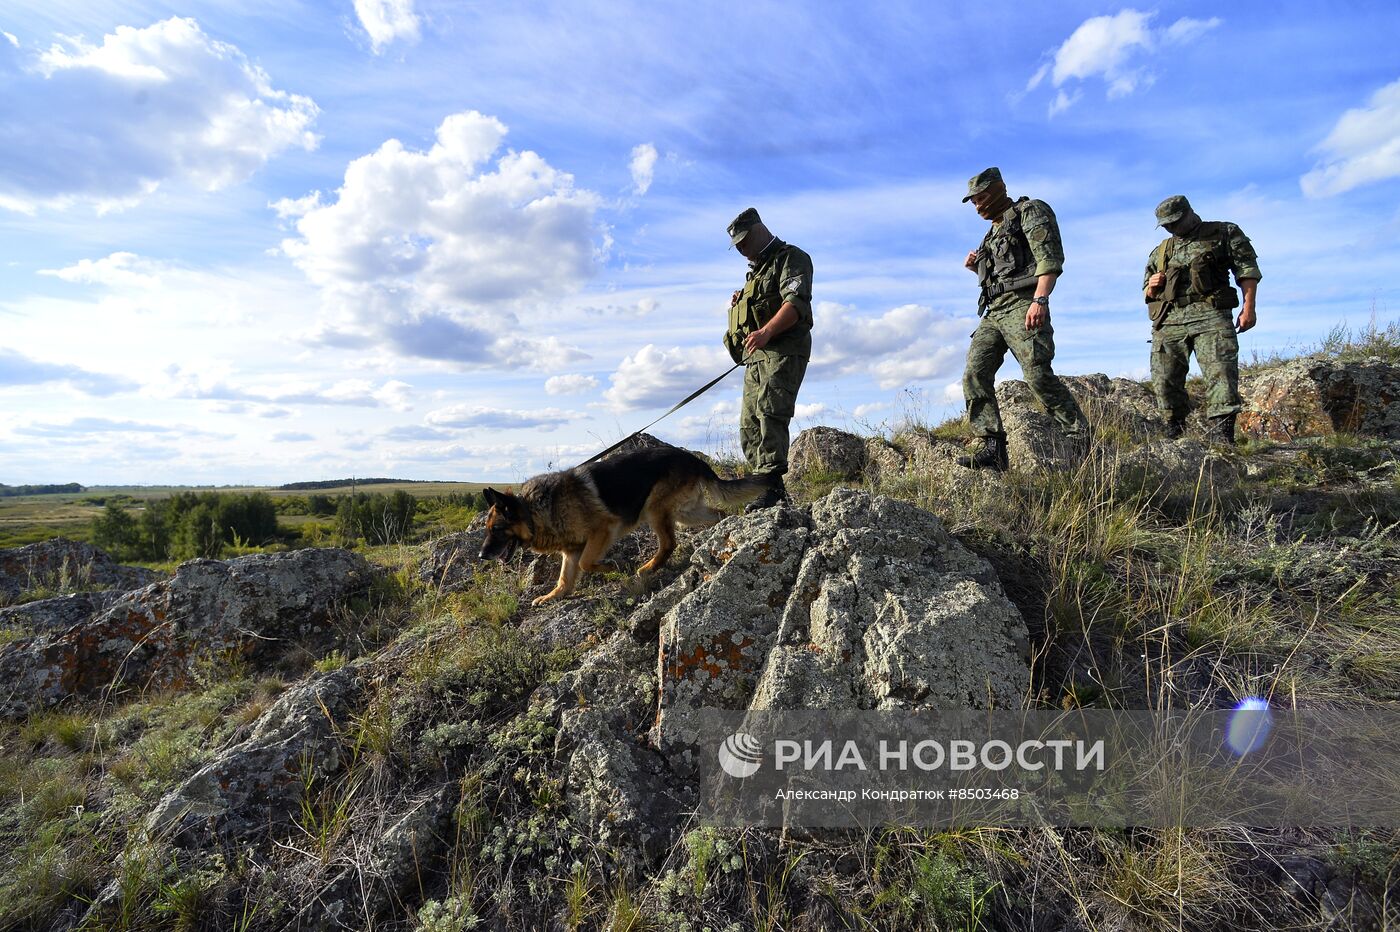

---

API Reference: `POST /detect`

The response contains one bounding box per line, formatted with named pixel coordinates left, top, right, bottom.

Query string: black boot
left=1206, top=413, right=1236, bottom=445
left=745, top=475, right=788, bottom=513
left=957, top=433, right=1009, bottom=471
left=1165, top=413, right=1187, bottom=439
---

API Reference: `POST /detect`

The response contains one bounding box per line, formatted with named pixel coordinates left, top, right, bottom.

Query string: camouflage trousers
left=1150, top=309, right=1241, bottom=419
left=963, top=302, right=1086, bottom=437
left=741, top=351, right=808, bottom=477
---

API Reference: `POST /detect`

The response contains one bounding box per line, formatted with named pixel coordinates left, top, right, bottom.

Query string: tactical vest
left=725, top=241, right=811, bottom=361
left=975, top=198, right=1041, bottom=314
left=1146, top=221, right=1240, bottom=327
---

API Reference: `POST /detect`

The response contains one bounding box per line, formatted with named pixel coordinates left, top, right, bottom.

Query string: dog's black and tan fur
left=479, top=447, right=768, bottom=605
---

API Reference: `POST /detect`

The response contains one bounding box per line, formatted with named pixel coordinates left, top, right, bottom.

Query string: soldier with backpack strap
left=1143, top=195, right=1261, bottom=444
left=957, top=167, right=1088, bottom=471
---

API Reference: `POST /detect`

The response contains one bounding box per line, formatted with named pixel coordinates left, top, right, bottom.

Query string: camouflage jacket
left=981, top=198, right=1064, bottom=280
left=1144, top=220, right=1261, bottom=323
left=726, top=238, right=814, bottom=360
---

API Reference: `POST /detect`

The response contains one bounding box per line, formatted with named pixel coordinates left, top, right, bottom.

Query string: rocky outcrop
left=417, top=519, right=487, bottom=592
left=0, top=538, right=158, bottom=602
left=549, top=489, right=1029, bottom=863
left=650, top=489, right=1028, bottom=722
left=788, top=426, right=868, bottom=481
left=1110, top=438, right=1239, bottom=494
left=1062, top=374, right=1166, bottom=442
left=145, top=664, right=367, bottom=846
left=0, top=590, right=126, bottom=636
left=1240, top=356, right=1400, bottom=441
left=0, top=548, right=373, bottom=718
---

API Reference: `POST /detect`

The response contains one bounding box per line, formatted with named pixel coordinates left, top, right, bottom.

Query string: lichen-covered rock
left=1062, top=373, right=1166, bottom=442
left=546, top=489, right=1029, bottom=861
left=654, top=504, right=813, bottom=713
left=287, top=783, right=458, bottom=932
left=0, top=590, right=126, bottom=636
left=862, top=432, right=1008, bottom=515
left=0, top=548, right=372, bottom=718
left=0, top=538, right=158, bottom=602
left=1110, top=438, right=1240, bottom=494
left=788, top=426, right=868, bottom=481
left=1240, top=356, right=1400, bottom=441
left=995, top=380, right=1091, bottom=471
left=417, top=520, right=487, bottom=592
left=649, top=489, right=1029, bottom=754
left=553, top=634, right=689, bottom=860
left=144, top=665, right=366, bottom=846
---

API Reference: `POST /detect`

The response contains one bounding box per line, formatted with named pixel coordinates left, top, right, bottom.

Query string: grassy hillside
left=1, top=328, right=1397, bottom=930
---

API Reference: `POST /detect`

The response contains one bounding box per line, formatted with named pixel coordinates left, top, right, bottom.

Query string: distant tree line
left=89, top=489, right=488, bottom=561
left=92, top=492, right=279, bottom=561
left=277, top=478, right=409, bottom=491
left=0, top=483, right=83, bottom=497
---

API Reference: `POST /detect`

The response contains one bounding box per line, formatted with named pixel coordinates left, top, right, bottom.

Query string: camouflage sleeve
left=1020, top=200, right=1064, bottom=277
left=1225, top=223, right=1261, bottom=282
left=1143, top=241, right=1166, bottom=291
left=777, top=246, right=814, bottom=323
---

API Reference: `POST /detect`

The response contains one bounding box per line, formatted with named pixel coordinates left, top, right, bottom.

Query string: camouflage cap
left=961, top=167, right=1003, bottom=202
left=1155, top=194, right=1192, bottom=226
left=727, top=207, right=761, bottom=246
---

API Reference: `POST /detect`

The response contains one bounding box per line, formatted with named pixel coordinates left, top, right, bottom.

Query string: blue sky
left=2, top=1, right=1399, bottom=485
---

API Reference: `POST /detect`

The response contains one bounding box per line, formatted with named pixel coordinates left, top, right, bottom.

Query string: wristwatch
left=1032, top=296, right=1049, bottom=307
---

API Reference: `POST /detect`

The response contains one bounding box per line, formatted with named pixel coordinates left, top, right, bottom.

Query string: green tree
left=137, top=502, right=171, bottom=561
left=174, top=502, right=224, bottom=559
left=91, top=503, right=138, bottom=559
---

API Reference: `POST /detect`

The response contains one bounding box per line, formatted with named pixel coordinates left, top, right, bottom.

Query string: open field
left=0, top=481, right=492, bottom=550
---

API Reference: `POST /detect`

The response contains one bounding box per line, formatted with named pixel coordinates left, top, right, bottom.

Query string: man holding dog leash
left=724, top=207, right=814, bottom=512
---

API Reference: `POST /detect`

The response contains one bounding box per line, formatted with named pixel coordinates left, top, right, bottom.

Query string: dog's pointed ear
left=483, top=487, right=503, bottom=509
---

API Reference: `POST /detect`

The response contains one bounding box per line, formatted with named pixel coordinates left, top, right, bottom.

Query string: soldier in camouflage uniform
left=958, top=167, right=1087, bottom=470
left=1143, top=195, right=1261, bottom=444
left=724, top=207, right=814, bottom=510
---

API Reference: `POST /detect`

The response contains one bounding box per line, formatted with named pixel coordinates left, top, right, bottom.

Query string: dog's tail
left=703, top=473, right=771, bottom=507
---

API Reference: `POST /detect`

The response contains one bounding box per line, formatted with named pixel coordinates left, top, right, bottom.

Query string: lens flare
left=1226, top=697, right=1272, bottom=756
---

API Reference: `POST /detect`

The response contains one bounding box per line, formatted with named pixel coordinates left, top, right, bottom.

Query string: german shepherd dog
left=479, top=447, right=768, bottom=605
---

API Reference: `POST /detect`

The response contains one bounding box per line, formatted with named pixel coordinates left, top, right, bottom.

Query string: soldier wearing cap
left=724, top=207, right=814, bottom=510
left=957, top=167, right=1087, bottom=471
left=1143, top=195, right=1261, bottom=444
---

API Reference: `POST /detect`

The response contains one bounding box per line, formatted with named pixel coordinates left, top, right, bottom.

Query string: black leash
left=580, top=359, right=745, bottom=466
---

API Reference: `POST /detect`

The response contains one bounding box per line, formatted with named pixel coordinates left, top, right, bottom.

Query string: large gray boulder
left=1109, top=438, right=1240, bottom=495
left=0, top=590, right=127, bottom=636
left=994, top=380, right=1092, bottom=471
left=1239, top=356, right=1400, bottom=441
left=650, top=489, right=1028, bottom=725
left=549, top=489, right=1030, bottom=862
left=144, top=665, right=366, bottom=846
left=0, top=538, right=157, bottom=603
left=0, top=548, right=373, bottom=718
left=788, top=426, right=868, bottom=481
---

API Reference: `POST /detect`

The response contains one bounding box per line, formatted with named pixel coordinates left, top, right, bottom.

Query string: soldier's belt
left=978, top=274, right=1041, bottom=314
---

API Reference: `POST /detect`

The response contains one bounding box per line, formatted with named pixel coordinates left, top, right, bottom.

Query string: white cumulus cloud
left=545, top=374, right=599, bottom=395
left=39, top=252, right=162, bottom=288
left=424, top=404, right=579, bottom=431
left=0, top=17, right=318, bottom=213
left=629, top=142, right=658, bottom=195
left=280, top=110, right=601, bottom=369
left=1301, top=78, right=1400, bottom=198
left=1026, top=10, right=1221, bottom=115
left=354, top=0, right=421, bottom=54
left=603, top=344, right=734, bottom=412
left=808, top=302, right=972, bottom=390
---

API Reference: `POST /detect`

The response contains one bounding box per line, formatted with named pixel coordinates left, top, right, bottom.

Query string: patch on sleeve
left=781, top=275, right=807, bottom=295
